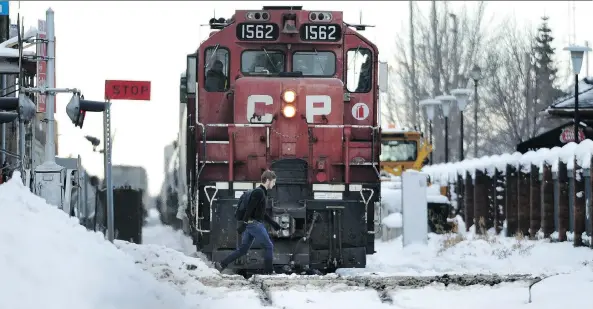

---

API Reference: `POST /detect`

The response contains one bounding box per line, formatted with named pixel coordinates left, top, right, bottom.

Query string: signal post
left=65, top=79, right=150, bottom=242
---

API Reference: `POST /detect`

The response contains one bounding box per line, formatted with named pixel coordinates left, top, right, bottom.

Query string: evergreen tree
left=532, top=16, right=564, bottom=133
left=533, top=16, right=563, bottom=108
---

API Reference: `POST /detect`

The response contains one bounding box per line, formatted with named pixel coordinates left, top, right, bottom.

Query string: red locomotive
left=180, top=5, right=382, bottom=274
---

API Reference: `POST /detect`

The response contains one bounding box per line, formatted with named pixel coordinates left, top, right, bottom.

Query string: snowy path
left=135, top=212, right=593, bottom=309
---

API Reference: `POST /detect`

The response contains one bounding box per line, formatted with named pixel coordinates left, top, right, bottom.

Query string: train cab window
left=380, top=140, right=418, bottom=162
left=241, top=50, right=285, bottom=75
left=346, top=48, right=372, bottom=93
left=292, top=51, right=336, bottom=76
left=204, top=47, right=230, bottom=92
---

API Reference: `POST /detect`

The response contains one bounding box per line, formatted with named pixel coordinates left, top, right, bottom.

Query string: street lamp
left=420, top=99, right=441, bottom=164
left=469, top=65, right=482, bottom=158
left=435, top=95, right=456, bottom=163
left=564, top=45, right=592, bottom=144
left=451, top=88, right=472, bottom=161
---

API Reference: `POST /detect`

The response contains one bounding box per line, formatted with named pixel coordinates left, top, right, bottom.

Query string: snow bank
left=337, top=233, right=593, bottom=277
left=142, top=218, right=196, bottom=256
left=0, top=173, right=187, bottom=309
left=382, top=212, right=402, bottom=228
left=117, top=242, right=265, bottom=309
left=423, top=139, right=593, bottom=184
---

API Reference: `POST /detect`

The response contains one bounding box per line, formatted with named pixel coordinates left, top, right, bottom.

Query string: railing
left=422, top=140, right=593, bottom=248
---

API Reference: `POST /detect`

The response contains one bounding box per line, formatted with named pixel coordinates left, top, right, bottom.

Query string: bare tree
left=386, top=1, right=488, bottom=163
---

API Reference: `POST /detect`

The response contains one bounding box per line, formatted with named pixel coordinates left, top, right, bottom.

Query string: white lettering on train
left=305, top=95, right=331, bottom=123
left=246, top=94, right=274, bottom=123
left=246, top=94, right=332, bottom=123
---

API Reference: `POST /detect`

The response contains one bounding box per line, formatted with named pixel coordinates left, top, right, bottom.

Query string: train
left=176, top=5, right=384, bottom=275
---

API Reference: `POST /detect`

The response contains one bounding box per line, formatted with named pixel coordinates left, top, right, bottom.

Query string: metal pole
left=429, top=120, right=433, bottom=163
left=574, top=74, right=580, bottom=143
left=44, top=8, right=56, bottom=163
left=104, top=100, right=114, bottom=242
left=444, top=116, right=449, bottom=163
left=18, top=120, right=24, bottom=172
left=473, top=80, right=479, bottom=158
left=459, top=111, right=464, bottom=161
left=1, top=76, right=6, bottom=165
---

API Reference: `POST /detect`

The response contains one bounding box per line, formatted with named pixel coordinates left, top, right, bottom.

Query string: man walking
left=215, top=170, right=281, bottom=274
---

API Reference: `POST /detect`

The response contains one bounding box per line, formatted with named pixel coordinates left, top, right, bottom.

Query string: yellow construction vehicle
left=379, top=126, right=432, bottom=177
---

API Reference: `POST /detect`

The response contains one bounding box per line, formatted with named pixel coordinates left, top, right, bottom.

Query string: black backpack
left=234, top=189, right=254, bottom=221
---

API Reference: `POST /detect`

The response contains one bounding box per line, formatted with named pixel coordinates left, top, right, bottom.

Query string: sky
left=8, top=1, right=593, bottom=196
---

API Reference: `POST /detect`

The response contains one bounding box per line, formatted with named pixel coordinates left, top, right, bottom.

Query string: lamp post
left=564, top=45, right=592, bottom=144
left=469, top=65, right=482, bottom=158
left=420, top=99, right=441, bottom=164
left=451, top=88, right=472, bottom=161
left=435, top=95, right=456, bottom=163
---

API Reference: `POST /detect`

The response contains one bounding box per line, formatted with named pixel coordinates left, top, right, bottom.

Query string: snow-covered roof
left=422, top=139, right=593, bottom=184
left=546, top=77, right=593, bottom=110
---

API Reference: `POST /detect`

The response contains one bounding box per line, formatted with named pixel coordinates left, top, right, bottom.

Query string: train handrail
left=359, top=188, right=374, bottom=234
left=197, top=185, right=218, bottom=233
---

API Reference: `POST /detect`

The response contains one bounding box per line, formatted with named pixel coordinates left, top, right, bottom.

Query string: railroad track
left=197, top=273, right=541, bottom=307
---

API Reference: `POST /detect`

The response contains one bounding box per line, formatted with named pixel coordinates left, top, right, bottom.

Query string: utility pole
left=409, top=0, right=417, bottom=130
left=0, top=4, right=8, bottom=166
left=33, top=8, right=66, bottom=209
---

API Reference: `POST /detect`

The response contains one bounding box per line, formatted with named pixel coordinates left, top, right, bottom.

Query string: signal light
left=0, top=94, right=36, bottom=124
left=66, top=94, right=107, bottom=129
left=282, top=89, right=296, bottom=103
left=282, top=104, right=296, bottom=118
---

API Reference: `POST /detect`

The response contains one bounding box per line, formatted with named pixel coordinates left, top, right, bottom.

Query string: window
left=292, top=51, right=336, bottom=76
left=204, top=47, right=230, bottom=92
left=380, top=140, right=418, bottom=162
left=346, top=48, right=372, bottom=93
left=241, top=50, right=285, bottom=74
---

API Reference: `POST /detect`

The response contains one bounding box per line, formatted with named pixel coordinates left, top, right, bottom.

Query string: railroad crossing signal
left=65, top=94, right=107, bottom=128
left=0, top=111, right=17, bottom=124
left=0, top=94, right=37, bottom=123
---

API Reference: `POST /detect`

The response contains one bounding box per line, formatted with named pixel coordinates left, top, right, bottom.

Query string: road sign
left=0, top=1, right=9, bottom=16
left=104, top=80, right=151, bottom=101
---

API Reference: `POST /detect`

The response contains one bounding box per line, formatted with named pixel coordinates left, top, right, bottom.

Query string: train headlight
left=282, top=104, right=296, bottom=118
left=282, top=90, right=296, bottom=103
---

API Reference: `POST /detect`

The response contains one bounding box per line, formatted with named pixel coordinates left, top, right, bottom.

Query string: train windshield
left=292, top=51, right=336, bottom=76
left=241, top=50, right=285, bottom=75
left=380, top=140, right=418, bottom=162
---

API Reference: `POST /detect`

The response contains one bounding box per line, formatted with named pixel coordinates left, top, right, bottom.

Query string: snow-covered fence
left=422, top=140, right=593, bottom=248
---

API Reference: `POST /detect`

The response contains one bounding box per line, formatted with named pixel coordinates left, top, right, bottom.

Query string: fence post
left=494, top=168, right=506, bottom=235
left=506, top=164, right=519, bottom=237
left=585, top=160, right=593, bottom=248
left=573, top=159, right=586, bottom=247
left=557, top=161, right=569, bottom=242
left=529, top=164, right=541, bottom=239
left=464, top=171, right=474, bottom=232
left=457, top=174, right=465, bottom=219
left=541, top=163, right=554, bottom=238
left=474, top=169, right=489, bottom=234
left=517, top=164, right=531, bottom=236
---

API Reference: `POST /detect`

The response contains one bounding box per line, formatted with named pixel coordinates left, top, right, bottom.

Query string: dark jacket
left=242, top=185, right=274, bottom=224
left=205, top=69, right=227, bottom=92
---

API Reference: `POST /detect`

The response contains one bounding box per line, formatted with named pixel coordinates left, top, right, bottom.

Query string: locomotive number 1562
left=299, top=24, right=342, bottom=42
left=236, top=23, right=280, bottom=41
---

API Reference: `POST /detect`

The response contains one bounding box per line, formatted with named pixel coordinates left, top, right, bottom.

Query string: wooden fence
left=422, top=141, right=593, bottom=247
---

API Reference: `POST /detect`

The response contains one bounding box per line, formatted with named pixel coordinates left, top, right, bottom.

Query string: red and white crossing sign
left=36, top=19, right=56, bottom=113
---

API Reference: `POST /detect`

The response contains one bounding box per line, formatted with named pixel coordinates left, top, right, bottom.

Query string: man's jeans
left=220, top=221, right=274, bottom=273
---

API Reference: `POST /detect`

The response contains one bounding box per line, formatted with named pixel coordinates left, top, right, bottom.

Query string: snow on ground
left=117, top=241, right=266, bottom=309
left=338, top=233, right=593, bottom=277
left=143, top=208, right=196, bottom=256
left=0, top=173, right=187, bottom=309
